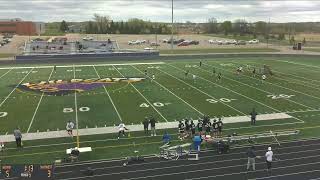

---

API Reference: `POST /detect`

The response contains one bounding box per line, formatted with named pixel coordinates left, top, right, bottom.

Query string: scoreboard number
left=5, top=169, right=10, bottom=178
left=48, top=169, right=52, bottom=178
left=1, top=164, right=54, bottom=179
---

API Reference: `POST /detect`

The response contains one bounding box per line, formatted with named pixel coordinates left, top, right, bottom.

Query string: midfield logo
left=17, top=78, right=145, bottom=95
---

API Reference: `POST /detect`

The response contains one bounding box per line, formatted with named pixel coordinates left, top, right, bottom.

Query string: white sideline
left=0, top=62, right=165, bottom=70
left=0, top=112, right=292, bottom=142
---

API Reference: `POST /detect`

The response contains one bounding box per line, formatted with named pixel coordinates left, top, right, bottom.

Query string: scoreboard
left=0, top=164, right=54, bottom=179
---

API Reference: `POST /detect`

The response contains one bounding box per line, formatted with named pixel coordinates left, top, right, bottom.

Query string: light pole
left=171, top=0, right=174, bottom=53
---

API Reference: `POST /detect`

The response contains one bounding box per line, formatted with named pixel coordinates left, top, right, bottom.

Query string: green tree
left=205, top=17, right=218, bottom=33
left=233, top=19, right=249, bottom=36
left=255, top=21, right=267, bottom=35
left=220, top=21, right=232, bottom=35
left=60, top=20, right=69, bottom=32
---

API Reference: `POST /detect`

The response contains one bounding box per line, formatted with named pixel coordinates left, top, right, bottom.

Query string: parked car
left=236, top=40, right=246, bottom=45
left=248, top=39, right=259, bottom=44
left=144, top=47, right=154, bottom=51
left=226, top=39, right=237, bottom=45
left=217, top=40, right=226, bottom=45
left=150, top=42, right=160, bottom=46
left=83, top=36, right=93, bottom=41
left=31, top=38, right=45, bottom=42
left=177, top=40, right=192, bottom=46
left=208, top=39, right=217, bottom=44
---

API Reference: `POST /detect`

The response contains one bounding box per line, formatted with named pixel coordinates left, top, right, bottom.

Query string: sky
left=1, top=0, right=320, bottom=23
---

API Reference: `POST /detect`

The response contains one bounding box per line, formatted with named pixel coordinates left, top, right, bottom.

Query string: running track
left=54, top=138, right=320, bottom=180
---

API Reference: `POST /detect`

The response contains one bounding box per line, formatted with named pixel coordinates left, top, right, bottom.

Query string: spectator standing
left=142, top=117, right=149, bottom=135
left=247, top=146, right=257, bottom=171
left=13, top=127, right=22, bottom=148
left=265, top=147, right=274, bottom=173
left=149, top=115, right=156, bottom=136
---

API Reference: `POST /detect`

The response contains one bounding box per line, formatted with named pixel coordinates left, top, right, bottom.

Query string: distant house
left=68, top=24, right=84, bottom=33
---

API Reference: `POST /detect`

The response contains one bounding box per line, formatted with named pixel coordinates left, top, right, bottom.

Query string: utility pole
left=171, top=0, right=174, bottom=53
left=267, top=17, right=270, bottom=48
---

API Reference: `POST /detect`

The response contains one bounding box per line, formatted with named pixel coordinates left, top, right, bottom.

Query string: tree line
left=83, top=14, right=171, bottom=34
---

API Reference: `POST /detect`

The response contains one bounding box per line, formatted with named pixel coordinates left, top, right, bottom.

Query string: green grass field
left=1, top=56, right=320, bottom=164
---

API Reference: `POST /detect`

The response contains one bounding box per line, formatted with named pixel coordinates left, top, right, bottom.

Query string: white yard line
left=112, top=65, right=169, bottom=122
left=73, top=65, right=79, bottom=137
left=131, top=65, right=204, bottom=116
left=27, top=67, right=55, bottom=133
left=0, top=68, right=34, bottom=107
left=0, top=68, right=13, bottom=79
left=203, top=62, right=315, bottom=110
left=157, top=66, right=247, bottom=116
left=0, top=62, right=165, bottom=70
left=93, top=65, right=123, bottom=122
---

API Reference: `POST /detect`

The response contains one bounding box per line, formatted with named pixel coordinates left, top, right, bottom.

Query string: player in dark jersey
left=178, top=121, right=185, bottom=140
left=252, top=68, right=256, bottom=77
left=54, top=65, right=57, bottom=73
left=197, top=119, right=203, bottom=133
left=205, top=120, right=212, bottom=135
left=185, top=70, right=189, bottom=78
left=212, top=68, right=216, bottom=76
left=185, top=119, right=190, bottom=135
left=212, top=120, right=218, bottom=137
left=199, top=61, right=202, bottom=67
left=217, top=118, right=223, bottom=137
left=190, top=121, right=196, bottom=136
left=144, top=69, right=148, bottom=77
